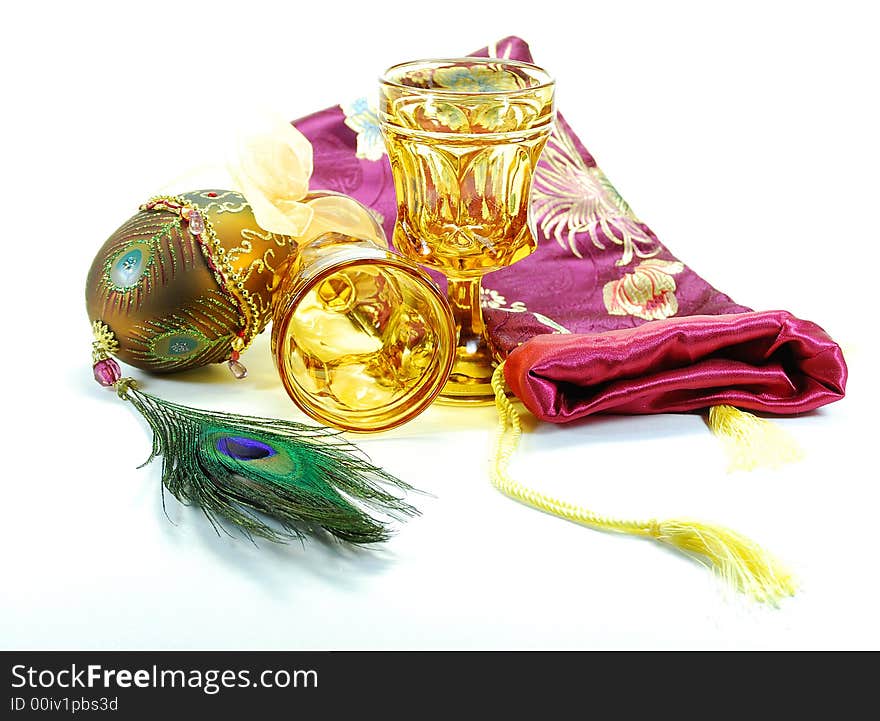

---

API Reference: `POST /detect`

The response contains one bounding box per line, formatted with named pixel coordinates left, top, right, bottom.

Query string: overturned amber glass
left=271, top=229, right=455, bottom=432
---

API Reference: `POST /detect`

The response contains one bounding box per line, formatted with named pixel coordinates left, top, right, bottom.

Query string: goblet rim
left=379, top=56, right=555, bottom=97
left=271, top=244, right=456, bottom=433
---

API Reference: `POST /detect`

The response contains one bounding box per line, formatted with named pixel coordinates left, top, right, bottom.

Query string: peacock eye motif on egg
left=121, top=297, right=239, bottom=373
left=150, top=330, right=210, bottom=362
left=168, top=336, right=200, bottom=355
left=93, top=210, right=188, bottom=316
left=108, top=242, right=152, bottom=290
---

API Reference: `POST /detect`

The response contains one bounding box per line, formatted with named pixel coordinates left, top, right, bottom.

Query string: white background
left=1, top=1, right=877, bottom=649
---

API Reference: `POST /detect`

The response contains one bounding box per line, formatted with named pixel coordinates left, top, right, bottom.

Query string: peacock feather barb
left=113, top=378, right=417, bottom=545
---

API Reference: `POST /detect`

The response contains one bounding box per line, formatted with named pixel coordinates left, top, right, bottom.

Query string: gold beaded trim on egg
left=138, top=195, right=264, bottom=356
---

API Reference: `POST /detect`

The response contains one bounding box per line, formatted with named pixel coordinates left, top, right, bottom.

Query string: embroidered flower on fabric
left=603, top=259, right=684, bottom=321
left=532, top=122, right=659, bottom=267
left=481, top=287, right=526, bottom=312
left=341, top=98, right=386, bottom=161
left=482, top=287, right=569, bottom=334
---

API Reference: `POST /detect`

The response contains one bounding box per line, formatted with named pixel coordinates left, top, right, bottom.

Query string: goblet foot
left=438, top=341, right=498, bottom=405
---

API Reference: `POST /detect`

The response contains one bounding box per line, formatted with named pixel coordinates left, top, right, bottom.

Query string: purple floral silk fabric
left=294, top=36, right=847, bottom=421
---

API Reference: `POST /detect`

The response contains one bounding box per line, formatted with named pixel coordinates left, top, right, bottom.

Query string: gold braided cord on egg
left=139, top=195, right=265, bottom=352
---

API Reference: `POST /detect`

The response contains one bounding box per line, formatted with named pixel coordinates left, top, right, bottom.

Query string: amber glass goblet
left=379, top=58, right=555, bottom=403
left=271, top=213, right=455, bottom=432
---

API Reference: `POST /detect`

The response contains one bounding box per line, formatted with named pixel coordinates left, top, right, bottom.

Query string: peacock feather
left=114, top=378, right=417, bottom=544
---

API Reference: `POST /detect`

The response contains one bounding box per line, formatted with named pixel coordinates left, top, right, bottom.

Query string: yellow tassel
left=707, top=405, right=804, bottom=472
left=490, top=363, right=796, bottom=604
left=650, top=520, right=795, bottom=603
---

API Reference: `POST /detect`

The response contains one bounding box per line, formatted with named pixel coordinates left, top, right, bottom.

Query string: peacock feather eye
left=107, top=241, right=152, bottom=290
left=215, top=436, right=278, bottom=461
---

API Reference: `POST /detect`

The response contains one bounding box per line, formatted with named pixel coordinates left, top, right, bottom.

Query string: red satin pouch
left=503, top=310, right=846, bottom=421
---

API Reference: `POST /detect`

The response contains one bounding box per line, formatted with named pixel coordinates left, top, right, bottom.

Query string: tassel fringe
left=490, top=363, right=795, bottom=604
left=708, top=404, right=804, bottom=472
left=651, top=519, right=795, bottom=603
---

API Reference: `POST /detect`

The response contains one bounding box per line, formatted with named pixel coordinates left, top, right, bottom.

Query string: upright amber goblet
left=379, top=58, right=555, bottom=403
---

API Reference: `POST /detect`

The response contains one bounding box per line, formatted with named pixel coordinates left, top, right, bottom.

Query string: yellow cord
left=490, top=362, right=796, bottom=604
left=708, top=405, right=804, bottom=472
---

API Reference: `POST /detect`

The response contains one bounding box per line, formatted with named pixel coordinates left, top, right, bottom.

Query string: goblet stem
left=448, top=276, right=485, bottom=352
left=441, top=275, right=497, bottom=404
